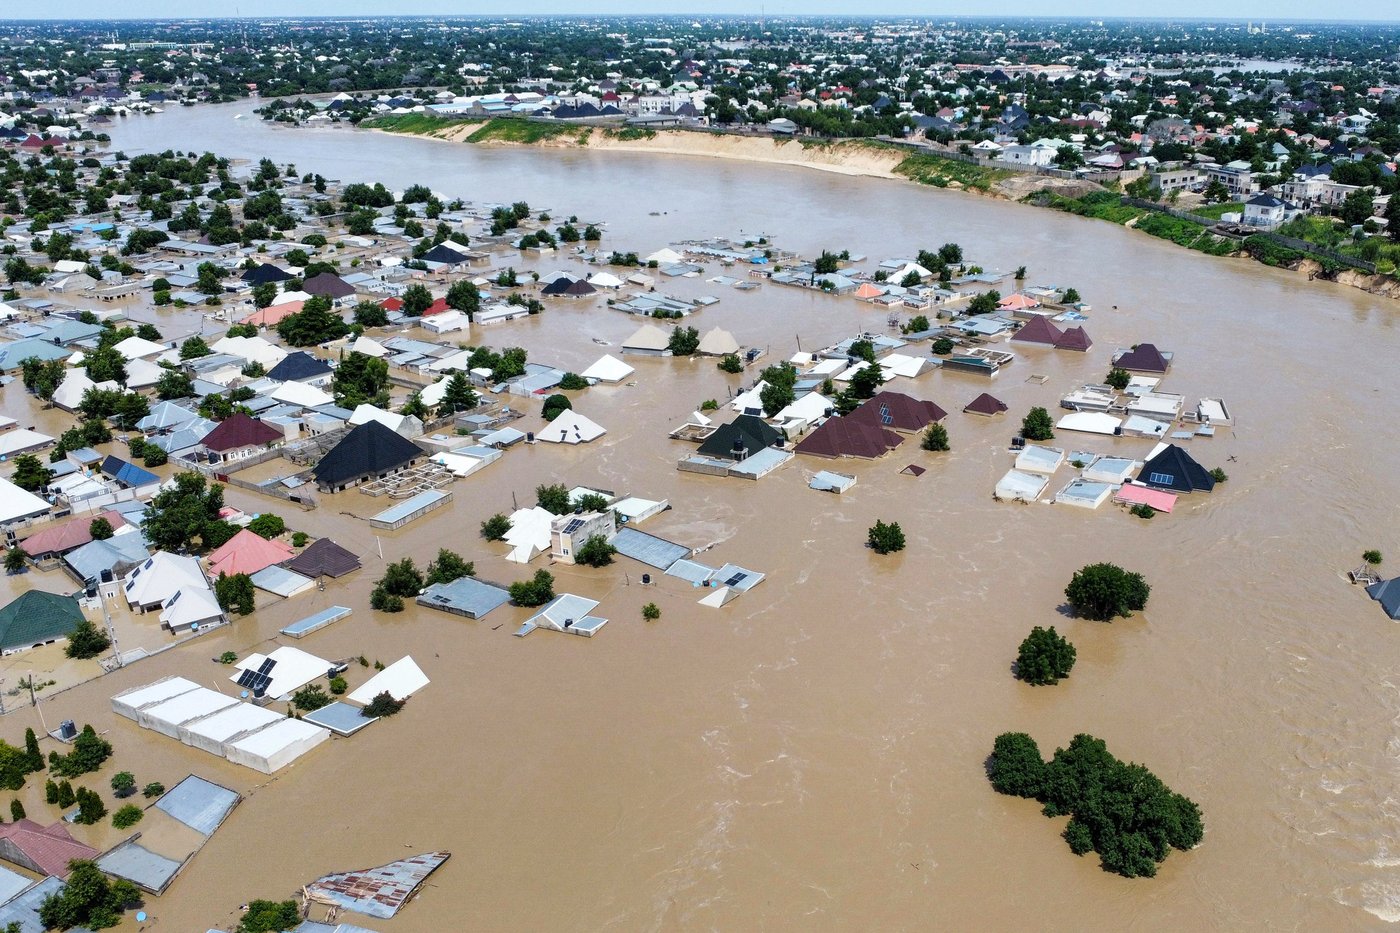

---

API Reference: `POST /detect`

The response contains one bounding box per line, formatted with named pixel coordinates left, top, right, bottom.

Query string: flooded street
left=10, top=101, right=1398, bottom=930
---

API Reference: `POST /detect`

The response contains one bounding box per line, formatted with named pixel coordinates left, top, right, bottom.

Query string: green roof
left=0, top=590, right=85, bottom=652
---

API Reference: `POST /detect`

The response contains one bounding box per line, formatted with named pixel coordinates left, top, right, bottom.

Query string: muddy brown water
left=0, top=102, right=1396, bottom=931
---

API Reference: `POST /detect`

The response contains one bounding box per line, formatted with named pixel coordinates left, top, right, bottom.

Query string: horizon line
left=3, top=13, right=1400, bottom=25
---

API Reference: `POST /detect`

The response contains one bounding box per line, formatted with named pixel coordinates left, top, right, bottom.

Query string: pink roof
left=1113, top=484, right=1177, bottom=513
left=998, top=293, right=1041, bottom=311
left=207, top=528, right=295, bottom=578
left=241, top=300, right=304, bottom=327
left=853, top=283, right=885, bottom=299
left=0, top=819, right=98, bottom=877
left=21, top=511, right=128, bottom=558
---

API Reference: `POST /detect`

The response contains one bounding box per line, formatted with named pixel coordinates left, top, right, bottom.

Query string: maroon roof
left=302, top=272, right=356, bottom=299
left=795, top=417, right=904, bottom=459
left=1056, top=325, right=1093, bottom=352
left=846, top=390, right=946, bottom=432
left=0, top=819, right=98, bottom=878
left=1010, top=315, right=1064, bottom=346
left=284, top=537, right=362, bottom=578
left=200, top=412, right=284, bottom=452
left=1114, top=343, right=1170, bottom=373
left=963, top=392, right=1008, bottom=416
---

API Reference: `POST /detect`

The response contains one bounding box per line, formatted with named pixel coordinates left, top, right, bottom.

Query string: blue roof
left=281, top=606, right=353, bottom=638
left=100, top=455, right=159, bottom=488
left=303, top=701, right=377, bottom=736
left=96, top=840, right=184, bottom=893
left=0, top=337, right=70, bottom=370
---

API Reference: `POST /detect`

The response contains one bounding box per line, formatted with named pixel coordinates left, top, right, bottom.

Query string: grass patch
left=1191, top=201, right=1243, bottom=220
left=362, top=113, right=480, bottom=136
left=1033, top=190, right=1145, bottom=224
left=464, top=118, right=583, bottom=145
left=1037, top=191, right=1236, bottom=256
left=603, top=126, right=657, bottom=141
left=893, top=152, right=1011, bottom=191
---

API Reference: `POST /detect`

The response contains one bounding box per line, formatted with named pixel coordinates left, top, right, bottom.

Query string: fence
left=1121, top=197, right=1218, bottom=227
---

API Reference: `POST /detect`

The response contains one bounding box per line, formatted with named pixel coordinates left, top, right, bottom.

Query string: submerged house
left=0, top=591, right=86, bottom=656
left=199, top=412, right=284, bottom=464
left=696, top=415, right=783, bottom=460
left=964, top=392, right=1008, bottom=416
left=795, top=416, right=903, bottom=460
left=313, top=420, right=424, bottom=492
left=1112, top=343, right=1173, bottom=374
left=1137, top=444, right=1215, bottom=493
left=846, top=391, right=946, bottom=433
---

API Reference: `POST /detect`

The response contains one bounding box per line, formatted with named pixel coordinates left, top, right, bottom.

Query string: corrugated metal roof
left=612, top=528, right=691, bottom=570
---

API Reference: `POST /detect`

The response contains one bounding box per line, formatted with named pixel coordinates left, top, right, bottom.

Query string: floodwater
left=6, top=101, right=1398, bottom=931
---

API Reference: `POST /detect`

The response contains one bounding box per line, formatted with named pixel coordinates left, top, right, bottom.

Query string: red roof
left=421, top=298, right=450, bottom=317
left=0, top=819, right=98, bottom=878
left=200, top=412, right=284, bottom=452
left=1011, top=315, right=1064, bottom=347
left=21, top=511, right=128, bottom=558
left=846, top=391, right=946, bottom=432
left=795, top=417, right=904, bottom=459
left=380, top=297, right=403, bottom=311
left=1056, top=325, right=1093, bottom=352
left=963, top=392, right=1008, bottom=416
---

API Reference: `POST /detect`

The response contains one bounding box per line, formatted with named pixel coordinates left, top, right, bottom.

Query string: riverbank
left=362, top=115, right=1400, bottom=301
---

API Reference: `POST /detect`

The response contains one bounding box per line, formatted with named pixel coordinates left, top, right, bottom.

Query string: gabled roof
left=1114, top=343, right=1172, bottom=373
left=0, top=818, right=98, bottom=878
left=697, top=414, right=782, bottom=458
left=1137, top=444, right=1215, bottom=493
left=283, top=537, right=362, bottom=578
left=847, top=391, right=946, bottom=432
left=420, top=243, right=468, bottom=265
left=539, top=276, right=578, bottom=296
left=314, top=420, right=423, bottom=488
left=266, top=351, right=332, bottom=382
left=0, top=590, right=85, bottom=653
left=301, top=271, right=355, bottom=298
left=795, top=416, right=904, bottom=459
left=964, top=392, right=1008, bottom=416
left=20, top=510, right=128, bottom=558
left=200, top=412, right=284, bottom=452
left=207, top=528, right=295, bottom=578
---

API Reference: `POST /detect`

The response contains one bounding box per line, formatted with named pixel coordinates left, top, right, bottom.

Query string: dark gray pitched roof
left=1137, top=444, right=1215, bottom=493
left=266, top=351, right=333, bottom=382
left=313, top=420, right=422, bottom=487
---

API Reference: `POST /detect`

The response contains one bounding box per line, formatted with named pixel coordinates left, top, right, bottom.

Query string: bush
left=361, top=691, right=406, bottom=719
left=541, top=393, right=572, bottom=421
left=509, top=569, right=555, bottom=607
left=142, top=782, right=165, bottom=799
left=535, top=483, right=571, bottom=515
left=219, top=651, right=238, bottom=664
left=1064, top=563, right=1150, bottom=621
left=238, top=900, right=301, bottom=933
left=9, top=798, right=23, bottom=821
left=214, top=572, right=256, bottom=616
left=110, top=771, right=136, bottom=798
left=291, top=531, right=309, bottom=547
left=292, top=683, right=332, bottom=712
left=112, top=804, right=144, bottom=829
left=1104, top=367, right=1131, bottom=391
left=1015, top=627, right=1077, bottom=685
left=246, top=514, right=286, bottom=539
left=1130, top=503, right=1156, bottom=520
left=370, top=589, right=404, bottom=612
left=329, top=676, right=347, bottom=695
left=143, top=447, right=168, bottom=467
left=931, top=337, right=955, bottom=355
left=988, top=733, right=1204, bottom=878
left=921, top=423, right=949, bottom=451
left=558, top=372, right=588, bottom=390
left=573, top=534, right=616, bottom=568
left=642, top=602, right=661, bottom=620
left=1021, top=407, right=1055, bottom=441
left=1363, top=549, right=1383, bottom=565
left=45, top=779, right=59, bottom=804
left=49, top=726, right=112, bottom=778
left=717, top=354, right=743, bottom=373
left=988, top=732, right=1046, bottom=798
left=38, top=859, right=139, bottom=929
left=1209, top=467, right=1228, bottom=483
left=57, top=780, right=75, bottom=809
left=481, top=513, right=512, bottom=541
left=867, top=520, right=906, bottom=555
left=73, top=786, right=107, bottom=824
left=65, top=619, right=111, bottom=659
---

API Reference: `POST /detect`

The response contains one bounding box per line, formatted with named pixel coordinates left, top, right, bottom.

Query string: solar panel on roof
left=258, top=658, right=277, bottom=675
left=724, top=573, right=747, bottom=587
left=562, top=518, right=586, bottom=534
left=879, top=404, right=892, bottom=426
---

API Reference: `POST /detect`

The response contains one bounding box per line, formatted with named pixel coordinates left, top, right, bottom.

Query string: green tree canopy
left=1064, top=563, right=1151, bottom=621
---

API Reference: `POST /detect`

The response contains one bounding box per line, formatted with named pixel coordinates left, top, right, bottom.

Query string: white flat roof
left=112, top=676, right=201, bottom=712
left=183, top=702, right=284, bottom=742
left=227, top=717, right=327, bottom=756
left=348, top=656, right=429, bottom=704
left=144, top=687, right=239, bottom=726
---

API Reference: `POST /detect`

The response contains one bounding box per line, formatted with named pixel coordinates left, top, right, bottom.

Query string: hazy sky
left=16, top=2, right=1400, bottom=22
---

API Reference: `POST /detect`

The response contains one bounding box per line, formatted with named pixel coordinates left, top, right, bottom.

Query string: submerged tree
left=1015, top=627, right=1077, bottom=686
